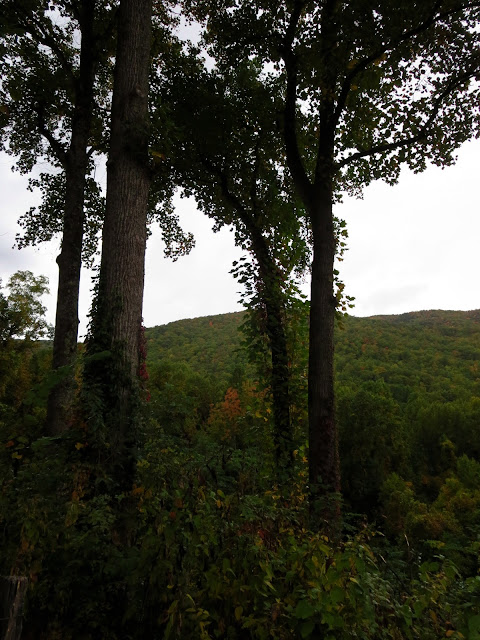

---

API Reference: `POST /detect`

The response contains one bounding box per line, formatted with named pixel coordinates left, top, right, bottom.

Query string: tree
left=188, top=0, right=480, bottom=520
left=0, top=271, right=52, bottom=423
left=0, top=0, right=114, bottom=434
left=84, top=0, right=153, bottom=489
left=1, top=1, right=192, bottom=437
left=0, top=271, right=52, bottom=344
left=157, top=58, right=310, bottom=472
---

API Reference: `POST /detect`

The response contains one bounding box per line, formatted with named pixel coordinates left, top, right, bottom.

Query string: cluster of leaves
left=0, top=271, right=52, bottom=344
left=2, top=419, right=480, bottom=639
left=0, top=272, right=53, bottom=457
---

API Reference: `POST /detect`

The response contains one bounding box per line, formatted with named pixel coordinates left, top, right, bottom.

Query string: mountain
left=145, top=308, right=480, bottom=507
left=146, top=311, right=249, bottom=388
left=335, top=309, right=480, bottom=404
left=146, top=308, right=480, bottom=406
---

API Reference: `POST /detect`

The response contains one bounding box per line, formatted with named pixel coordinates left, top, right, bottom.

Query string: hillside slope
left=146, top=308, right=480, bottom=405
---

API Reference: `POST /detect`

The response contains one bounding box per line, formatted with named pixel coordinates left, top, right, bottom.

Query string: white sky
left=1, top=138, right=479, bottom=338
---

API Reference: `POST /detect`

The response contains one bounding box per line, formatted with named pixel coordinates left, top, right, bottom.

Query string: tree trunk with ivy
left=45, top=0, right=96, bottom=436
left=85, top=0, right=152, bottom=489
left=248, top=226, right=293, bottom=474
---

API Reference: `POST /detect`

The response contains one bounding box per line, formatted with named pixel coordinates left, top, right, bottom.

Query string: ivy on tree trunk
left=85, top=0, right=152, bottom=489
left=47, top=0, right=97, bottom=436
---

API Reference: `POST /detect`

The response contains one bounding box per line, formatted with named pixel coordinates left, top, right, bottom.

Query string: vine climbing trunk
left=85, top=0, right=152, bottom=488
left=250, top=228, right=293, bottom=474
left=46, top=0, right=96, bottom=435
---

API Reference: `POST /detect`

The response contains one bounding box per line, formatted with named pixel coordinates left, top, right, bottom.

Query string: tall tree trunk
left=308, top=180, right=340, bottom=519
left=209, top=164, right=294, bottom=472
left=250, top=230, right=293, bottom=473
left=85, top=0, right=152, bottom=488
left=46, top=0, right=96, bottom=435
left=280, top=0, right=341, bottom=522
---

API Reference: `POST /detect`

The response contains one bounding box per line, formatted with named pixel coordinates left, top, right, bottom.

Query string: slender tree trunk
left=85, top=0, right=152, bottom=488
left=266, top=294, right=292, bottom=472
left=308, top=180, right=340, bottom=519
left=281, top=0, right=341, bottom=521
left=46, top=0, right=96, bottom=435
left=250, top=231, right=293, bottom=473
left=210, top=164, right=294, bottom=472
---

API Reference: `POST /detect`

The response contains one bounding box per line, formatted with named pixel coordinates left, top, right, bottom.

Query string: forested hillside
left=146, top=307, right=480, bottom=512
left=3, top=301, right=480, bottom=638
left=146, top=308, right=480, bottom=406
left=335, top=309, right=480, bottom=402
left=146, top=312, right=250, bottom=387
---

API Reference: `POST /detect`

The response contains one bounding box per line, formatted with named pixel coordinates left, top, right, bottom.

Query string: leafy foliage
left=2, top=304, right=480, bottom=637
left=0, top=270, right=52, bottom=343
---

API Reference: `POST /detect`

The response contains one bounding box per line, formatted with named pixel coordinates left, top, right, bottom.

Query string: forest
left=1, top=0, right=480, bottom=638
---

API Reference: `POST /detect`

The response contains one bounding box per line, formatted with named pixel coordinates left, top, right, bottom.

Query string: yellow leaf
left=75, top=442, right=85, bottom=450
left=373, top=53, right=388, bottom=65
left=235, top=606, right=243, bottom=621
left=446, top=631, right=455, bottom=638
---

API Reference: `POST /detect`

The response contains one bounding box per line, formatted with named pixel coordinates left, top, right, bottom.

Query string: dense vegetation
left=3, top=303, right=480, bottom=638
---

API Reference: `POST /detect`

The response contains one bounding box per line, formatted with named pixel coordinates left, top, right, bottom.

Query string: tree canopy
left=183, top=0, right=480, bottom=513
left=0, top=270, right=52, bottom=343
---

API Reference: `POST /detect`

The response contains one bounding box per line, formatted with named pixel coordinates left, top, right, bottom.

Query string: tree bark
left=85, top=0, right=152, bottom=487
left=46, top=0, right=96, bottom=435
left=308, top=181, right=340, bottom=510
left=0, top=576, right=27, bottom=640
left=249, top=228, right=293, bottom=473
left=280, top=0, right=341, bottom=524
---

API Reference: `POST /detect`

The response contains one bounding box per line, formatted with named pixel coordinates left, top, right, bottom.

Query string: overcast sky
left=1, top=138, right=479, bottom=337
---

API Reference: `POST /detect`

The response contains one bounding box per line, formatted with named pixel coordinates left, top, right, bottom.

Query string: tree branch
left=250, top=137, right=261, bottom=220
left=35, top=104, right=68, bottom=167
left=17, top=12, right=75, bottom=82
left=200, top=155, right=251, bottom=226
left=336, top=62, right=479, bottom=170
left=332, top=0, right=480, bottom=126
left=279, top=0, right=314, bottom=207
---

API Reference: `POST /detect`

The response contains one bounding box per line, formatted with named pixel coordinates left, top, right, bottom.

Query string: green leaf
left=469, top=615, right=480, bottom=633
left=300, top=620, right=315, bottom=638
left=329, top=586, right=345, bottom=605
left=294, top=600, right=315, bottom=620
